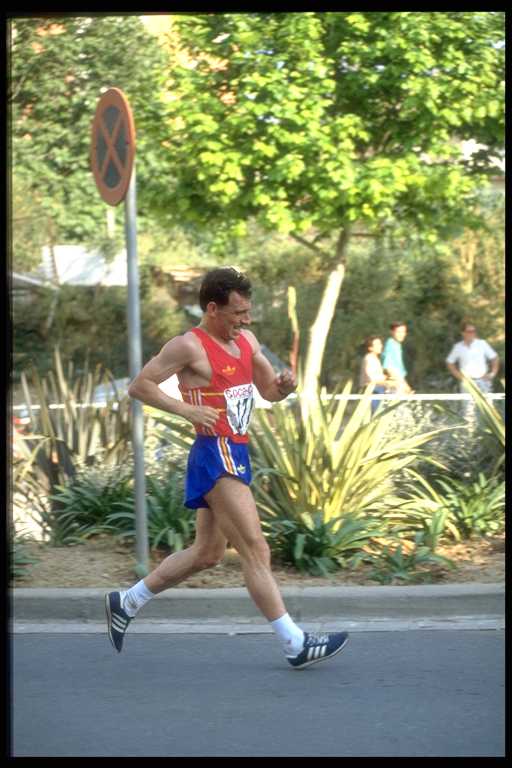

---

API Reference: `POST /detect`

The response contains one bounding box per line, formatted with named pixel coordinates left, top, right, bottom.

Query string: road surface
left=11, top=630, right=504, bottom=757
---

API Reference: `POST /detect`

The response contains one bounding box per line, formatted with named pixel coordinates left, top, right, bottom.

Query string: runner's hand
left=276, top=370, right=297, bottom=396
left=185, top=404, right=219, bottom=430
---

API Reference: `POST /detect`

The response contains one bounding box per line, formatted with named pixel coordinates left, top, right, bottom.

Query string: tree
left=161, top=11, right=505, bottom=407
left=9, top=16, right=168, bottom=253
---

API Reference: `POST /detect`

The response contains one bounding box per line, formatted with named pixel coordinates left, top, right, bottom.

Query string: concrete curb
left=11, top=583, right=505, bottom=623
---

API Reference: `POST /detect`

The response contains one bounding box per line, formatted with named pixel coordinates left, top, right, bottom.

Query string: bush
left=13, top=349, right=133, bottom=543
left=264, top=513, right=386, bottom=576
left=46, top=457, right=196, bottom=552
left=10, top=531, right=40, bottom=581
left=48, top=463, right=134, bottom=545
left=366, top=533, right=455, bottom=585
left=436, top=473, right=505, bottom=540
left=389, top=470, right=505, bottom=543
left=105, top=471, right=196, bottom=552
left=249, top=383, right=455, bottom=576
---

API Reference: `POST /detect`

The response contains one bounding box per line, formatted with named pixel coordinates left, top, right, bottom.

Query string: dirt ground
left=12, top=533, right=505, bottom=589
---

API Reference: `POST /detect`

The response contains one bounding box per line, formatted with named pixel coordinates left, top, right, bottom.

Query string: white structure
left=41, top=245, right=127, bottom=286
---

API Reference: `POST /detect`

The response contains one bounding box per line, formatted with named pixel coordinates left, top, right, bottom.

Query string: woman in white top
left=360, top=336, right=394, bottom=413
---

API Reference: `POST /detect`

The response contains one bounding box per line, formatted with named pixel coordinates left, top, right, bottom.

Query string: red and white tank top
left=178, top=327, right=255, bottom=444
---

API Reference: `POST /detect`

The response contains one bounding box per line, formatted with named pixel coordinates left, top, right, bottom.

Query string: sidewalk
left=11, top=583, right=505, bottom=631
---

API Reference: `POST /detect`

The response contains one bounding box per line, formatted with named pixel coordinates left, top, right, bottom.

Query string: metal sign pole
left=124, top=165, right=149, bottom=576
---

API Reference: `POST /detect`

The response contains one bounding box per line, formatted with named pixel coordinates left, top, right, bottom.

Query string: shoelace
left=307, top=633, right=330, bottom=646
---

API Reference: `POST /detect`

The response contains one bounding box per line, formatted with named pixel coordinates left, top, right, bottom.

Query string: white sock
left=120, top=579, right=155, bottom=618
left=270, top=613, right=305, bottom=657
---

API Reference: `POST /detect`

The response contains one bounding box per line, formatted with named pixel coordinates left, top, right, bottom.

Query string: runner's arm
left=243, top=330, right=296, bottom=402
left=127, top=336, right=218, bottom=429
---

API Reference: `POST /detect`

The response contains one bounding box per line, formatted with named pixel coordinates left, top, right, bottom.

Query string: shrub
left=366, top=533, right=455, bottom=585
left=105, top=471, right=196, bottom=552
left=436, top=473, right=505, bottom=540
left=10, top=531, right=40, bottom=581
left=264, top=512, right=387, bottom=576
left=48, top=463, right=134, bottom=545
left=391, top=470, right=505, bottom=542
left=13, top=349, right=133, bottom=540
left=249, top=383, right=455, bottom=575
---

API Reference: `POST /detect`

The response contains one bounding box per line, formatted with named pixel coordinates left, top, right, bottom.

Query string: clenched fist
left=276, top=370, right=297, bottom=397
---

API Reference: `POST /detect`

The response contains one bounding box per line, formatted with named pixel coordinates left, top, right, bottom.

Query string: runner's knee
left=194, top=543, right=226, bottom=570
left=240, top=534, right=271, bottom=568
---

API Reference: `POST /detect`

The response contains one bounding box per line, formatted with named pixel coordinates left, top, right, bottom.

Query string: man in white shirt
left=446, top=321, right=500, bottom=394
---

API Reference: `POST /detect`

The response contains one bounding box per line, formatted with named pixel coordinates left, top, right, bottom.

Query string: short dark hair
left=365, top=335, right=382, bottom=351
left=461, top=320, right=476, bottom=332
left=390, top=321, right=407, bottom=331
left=199, top=267, right=252, bottom=312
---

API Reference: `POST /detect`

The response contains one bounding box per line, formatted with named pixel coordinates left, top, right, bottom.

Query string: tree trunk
left=301, top=228, right=350, bottom=421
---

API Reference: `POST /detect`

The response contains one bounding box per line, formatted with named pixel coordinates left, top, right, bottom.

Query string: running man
left=106, top=268, right=348, bottom=669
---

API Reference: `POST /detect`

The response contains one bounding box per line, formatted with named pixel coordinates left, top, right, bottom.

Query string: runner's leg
left=205, top=476, right=287, bottom=621
left=143, top=507, right=227, bottom=593
left=120, top=508, right=227, bottom=617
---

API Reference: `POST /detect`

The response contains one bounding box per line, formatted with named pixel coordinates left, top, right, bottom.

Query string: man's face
left=392, top=325, right=407, bottom=343
left=208, top=291, right=252, bottom=341
left=462, top=325, right=477, bottom=343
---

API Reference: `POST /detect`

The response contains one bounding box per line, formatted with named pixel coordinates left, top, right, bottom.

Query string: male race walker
left=106, top=268, right=348, bottom=669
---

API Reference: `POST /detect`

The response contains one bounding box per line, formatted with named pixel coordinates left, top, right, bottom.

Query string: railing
left=323, top=394, right=505, bottom=401
left=12, top=392, right=505, bottom=410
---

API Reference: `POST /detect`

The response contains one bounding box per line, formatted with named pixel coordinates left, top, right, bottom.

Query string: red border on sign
left=90, top=88, right=136, bottom=206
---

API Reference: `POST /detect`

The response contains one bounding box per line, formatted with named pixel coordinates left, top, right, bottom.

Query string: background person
left=446, top=321, right=500, bottom=394
left=359, top=335, right=394, bottom=413
left=382, top=321, right=414, bottom=395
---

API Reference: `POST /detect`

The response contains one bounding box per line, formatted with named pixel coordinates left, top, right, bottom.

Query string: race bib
left=224, top=383, right=254, bottom=436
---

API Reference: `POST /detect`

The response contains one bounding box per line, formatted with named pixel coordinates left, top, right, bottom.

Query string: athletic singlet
left=178, top=327, right=255, bottom=444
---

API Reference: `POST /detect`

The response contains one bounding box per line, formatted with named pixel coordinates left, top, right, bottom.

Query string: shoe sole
left=290, top=634, right=349, bottom=670
left=105, top=593, right=119, bottom=653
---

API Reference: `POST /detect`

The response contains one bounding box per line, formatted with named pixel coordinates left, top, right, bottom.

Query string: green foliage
left=105, top=472, right=196, bottom=552
left=388, top=472, right=460, bottom=544
left=10, top=16, right=168, bottom=248
left=264, top=513, right=385, bottom=576
left=166, top=12, right=504, bottom=237
left=10, top=532, right=40, bottom=581
left=248, top=383, right=456, bottom=575
left=10, top=13, right=504, bottom=397
left=13, top=276, right=189, bottom=382
left=31, top=446, right=195, bottom=552
left=48, top=465, right=134, bottom=545
left=390, top=469, right=505, bottom=544
left=367, top=533, right=455, bottom=585
left=20, top=348, right=132, bottom=468
left=13, top=348, right=132, bottom=539
left=460, top=375, right=505, bottom=461
left=11, top=173, right=55, bottom=272
left=250, top=384, right=452, bottom=523
left=164, top=12, right=504, bottom=395
left=436, top=474, right=505, bottom=540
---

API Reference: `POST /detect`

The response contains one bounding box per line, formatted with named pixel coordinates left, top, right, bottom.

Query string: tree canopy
left=164, top=12, right=504, bottom=244
left=9, top=13, right=505, bottom=392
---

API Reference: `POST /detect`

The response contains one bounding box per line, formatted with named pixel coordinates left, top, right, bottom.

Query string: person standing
left=105, top=268, right=348, bottom=669
left=359, top=335, right=394, bottom=413
left=381, top=322, right=413, bottom=394
left=446, top=321, right=500, bottom=394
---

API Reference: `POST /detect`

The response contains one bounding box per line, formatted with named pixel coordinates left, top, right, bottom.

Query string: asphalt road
left=11, top=630, right=505, bottom=757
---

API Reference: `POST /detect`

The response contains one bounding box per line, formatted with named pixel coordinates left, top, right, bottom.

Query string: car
left=92, top=378, right=131, bottom=408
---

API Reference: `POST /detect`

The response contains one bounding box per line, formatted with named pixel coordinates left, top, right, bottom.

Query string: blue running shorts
left=184, top=435, right=252, bottom=509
